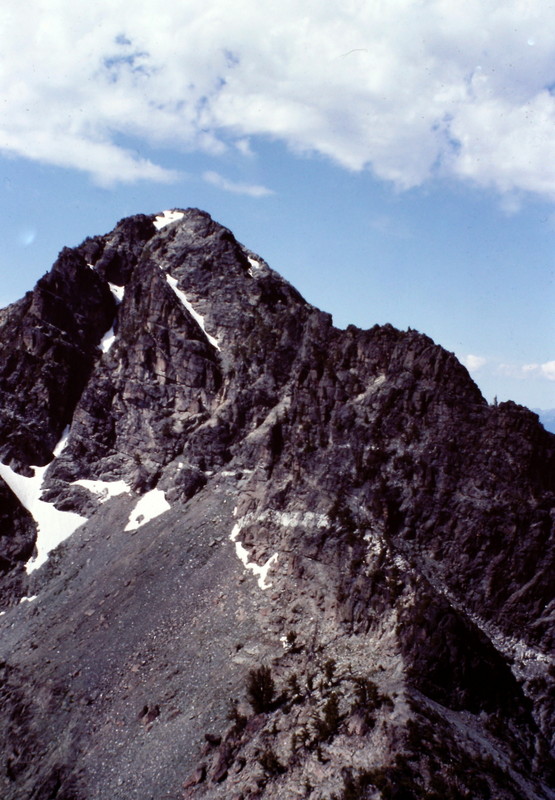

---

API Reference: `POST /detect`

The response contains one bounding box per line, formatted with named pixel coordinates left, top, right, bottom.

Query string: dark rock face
left=0, top=249, right=115, bottom=469
left=0, top=482, right=35, bottom=605
left=0, top=208, right=553, bottom=800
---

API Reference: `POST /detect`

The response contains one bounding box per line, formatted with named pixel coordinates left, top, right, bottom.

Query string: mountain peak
left=0, top=211, right=553, bottom=800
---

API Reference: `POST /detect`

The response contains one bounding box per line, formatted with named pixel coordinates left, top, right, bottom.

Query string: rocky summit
left=0, top=208, right=553, bottom=800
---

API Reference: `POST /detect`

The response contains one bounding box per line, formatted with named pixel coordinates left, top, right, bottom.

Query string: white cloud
left=523, top=360, right=555, bottom=380
left=462, top=354, right=487, bottom=372
left=3, top=1, right=555, bottom=197
left=541, top=361, right=555, bottom=380
left=0, top=128, right=179, bottom=187
left=497, top=360, right=555, bottom=380
left=203, top=170, right=274, bottom=197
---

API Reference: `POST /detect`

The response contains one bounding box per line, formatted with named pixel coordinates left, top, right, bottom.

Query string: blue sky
left=1, top=1, right=554, bottom=410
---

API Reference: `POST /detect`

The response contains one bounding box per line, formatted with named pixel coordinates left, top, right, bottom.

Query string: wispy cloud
left=3, top=1, right=555, bottom=196
left=460, top=354, right=555, bottom=384
left=202, top=171, right=274, bottom=197
left=16, top=228, right=37, bottom=247
left=369, top=214, right=412, bottom=239
left=497, top=360, right=555, bottom=380
left=523, top=361, right=555, bottom=380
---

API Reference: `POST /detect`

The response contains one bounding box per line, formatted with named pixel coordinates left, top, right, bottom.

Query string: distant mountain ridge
left=0, top=209, right=553, bottom=800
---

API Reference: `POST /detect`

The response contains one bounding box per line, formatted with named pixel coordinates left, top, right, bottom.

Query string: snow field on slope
left=72, top=478, right=130, bottom=503
left=230, top=516, right=279, bottom=591
left=228, top=508, right=330, bottom=590
left=0, top=429, right=87, bottom=573
left=124, top=488, right=171, bottom=531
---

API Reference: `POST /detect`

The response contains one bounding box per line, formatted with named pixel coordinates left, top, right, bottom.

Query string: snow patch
left=19, top=595, right=37, bottom=604
left=227, top=507, right=327, bottom=590
left=100, top=327, right=116, bottom=353
left=0, top=429, right=87, bottom=574
left=166, top=273, right=221, bottom=351
left=108, top=283, right=125, bottom=304
left=220, top=469, right=253, bottom=478
left=247, top=256, right=263, bottom=277
left=124, top=488, right=171, bottom=531
left=230, top=518, right=279, bottom=590
left=153, top=209, right=185, bottom=230
left=73, top=478, right=130, bottom=503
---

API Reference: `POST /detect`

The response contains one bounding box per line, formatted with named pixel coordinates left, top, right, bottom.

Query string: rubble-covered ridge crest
left=0, top=208, right=553, bottom=800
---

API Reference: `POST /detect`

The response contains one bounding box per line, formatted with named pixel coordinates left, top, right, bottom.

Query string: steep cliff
left=0, top=209, right=553, bottom=800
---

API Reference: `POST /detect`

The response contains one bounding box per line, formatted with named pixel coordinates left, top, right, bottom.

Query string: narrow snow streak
left=153, top=209, right=185, bottom=230
left=100, top=327, right=116, bottom=353
left=72, top=479, right=130, bottom=503
left=0, top=429, right=87, bottom=573
left=247, top=256, right=263, bottom=278
left=53, top=427, right=70, bottom=457
left=166, top=273, right=221, bottom=351
left=108, top=283, right=124, bottom=304
left=124, top=488, right=171, bottom=531
left=267, top=510, right=329, bottom=529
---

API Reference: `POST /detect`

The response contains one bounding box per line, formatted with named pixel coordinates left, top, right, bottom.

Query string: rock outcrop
left=0, top=208, right=553, bottom=800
